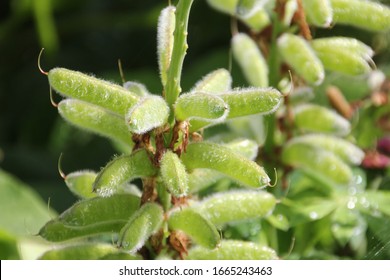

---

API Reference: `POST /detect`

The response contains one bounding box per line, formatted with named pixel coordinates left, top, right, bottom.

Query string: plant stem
left=165, top=0, right=194, bottom=111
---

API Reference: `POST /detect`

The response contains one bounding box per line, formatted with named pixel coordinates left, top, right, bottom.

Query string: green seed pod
left=39, top=194, right=140, bottom=241
left=293, top=104, right=351, bottom=136
left=180, top=142, right=270, bottom=188
left=232, top=33, right=268, bottom=87
left=38, top=243, right=122, bottom=260
left=123, top=81, right=150, bottom=97
left=277, top=33, right=325, bottom=85
left=168, top=207, right=220, bottom=249
left=206, top=0, right=239, bottom=15
left=174, top=92, right=229, bottom=122
left=282, top=140, right=354, bottom=185
left=302, top=0, right=333, bottom=27
left=64, top=170, right=97, bottom=199
left=238, top=6, right=270, bottom=33
left=93, top=149, right=158, bottom=197
left=58, top=99, right=133, bottom=148
left=283, top=0, right=298, bottom=26
left=191, top=68, right=232, bottom=93
left=291, top=134, right=364, bottom=165
left=157, top=6, right=176, bottom=86
left=330, top=0, right=390, bottom=31
left=118, top=202, right=164, bottom=253
left=186, top=240, right=278, bottom=260
left=160, top=150, right=189, bottom=197
left=193, top=190, right=276, bottom=226
left=311, top=37, right=374, bottom=75
left=220, top=87, right=282, bottom=118
left=126, top=95, right=169, bottom=134
left=224, top=138, right=259, bottom=160
left=48, top=68, right=139, bottom=115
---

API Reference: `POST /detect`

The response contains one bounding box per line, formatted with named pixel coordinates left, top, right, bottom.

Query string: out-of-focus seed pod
left=191, top=68, right=232, bottom=93
left=282, top=140, right=354, bottom=185
left=277, top=33, right=325, bottom=85
left=123, top=81, right=150, bottom=97
left=232, top=33, right=268, bottom=87
left=302, top=0, right=333, bottom=27
left=64, top=170, right=97, bottom=199
left=293, top=104, right=351, bottom=136
left=330, top=0, right=390, bottom=31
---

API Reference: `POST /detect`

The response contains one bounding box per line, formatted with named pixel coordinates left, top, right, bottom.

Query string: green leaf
left=186, top=240, right=278, bottom=260
left=39, top=194, right=140, bottom=242
left=293, top=104, right=351, bottom=136
left=191, top=68, right=232, bottom=93
left=64, top=170, right=97, bottom=199
left=302, top=0, right=332, bottom=27
left=160, top=150, right=189, bottom=197
left=277, top=33, right=324, bottom=85
left=118, top=203, right=163, bottom=252
left=181, top=142, right=270, bottom=188
left=126, top=95, right=169, bottom=134
left=38, top=243, right=126, bottom=260
left=194, top=190, right=276, bottom=226
left=360, top=190, right=390, bottom=217
left=174, top=92, right=229, bottom=122
left=0, top=169, right=55, bottom=236
left=282, top=140, right=354, bottom=185
left=58, top=99, right=133, bottom=149
left=330, top=0, right=390, bottom=31
left=48, top=68, right=139, bottom=115
left=232, top=33, right=268, bottom=87
left=168, top=207, right=220, bottom=248
left=93, top=149, right=158, bottom=197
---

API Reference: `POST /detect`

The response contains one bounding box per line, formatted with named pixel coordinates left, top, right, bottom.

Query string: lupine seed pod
left=168, top=207, right=220, bottom=249
left=238, top=6, right=270, bottom=33
left=160, top=150, right=189, bottom=197
left=180, top=142, right=270, bottom=188
left=48, top=68, right=139, bottom=116
left=311, top=37, right=374, bottom=75
left=38, top=243, right=132, bottom=260
left=189, top=87, right=282, bottom=132
left=157, top=6, right=176, bottom=87
left=191, top=68, right=232, bottom=93
left=277, top=33, right=325, bottom=85
left=118, top=202, right=164, bottom=253
left=232, top=33, right=268, bottom=87
left=39, top=194, right=140, bottom=241
left=64, top=170, right=97, bottom=199
left=193, top=190, right=276, bottom=226
left=289, top=134, right=364, bottom=165
left=283, top=0, right=298, bottom=26
left=93, top=149, right=158, bottom=197
left=330, top=0, right=390, bottom=31
left=126, top=95, right=169, bottom=134
left=293, top=104, right=351, bottom=136
left=58, top=99, right=133, bottom=149
left=123, top=81, right=150, bottom=97
left=301, top=0, right=333, bottom=27
left=174, top=92, right=229, bottom=122
left=282, top=140, right=354, bottom=185
left=186, top=240, right=278, bottom=260
left=206, top=0, right=239, bottom=15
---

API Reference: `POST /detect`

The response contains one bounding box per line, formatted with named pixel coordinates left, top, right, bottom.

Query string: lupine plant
left=36, top=0, right=390, bottom=260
